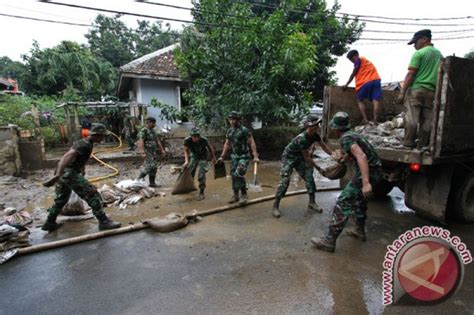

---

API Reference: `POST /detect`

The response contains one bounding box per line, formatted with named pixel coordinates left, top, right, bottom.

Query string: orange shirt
left=354, top=57, right=381, bottom=91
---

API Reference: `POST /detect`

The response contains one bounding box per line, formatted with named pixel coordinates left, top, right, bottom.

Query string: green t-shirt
left=339, top=131, right=382, bottom=177
left=67, top=138, right=93, bottom=171
left=409, top=45, right=443, bottom=91
left=184, top=136, right=209, bottom=160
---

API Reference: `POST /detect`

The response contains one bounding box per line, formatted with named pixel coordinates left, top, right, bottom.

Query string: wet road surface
left=1, top=186, right=473, bottom=314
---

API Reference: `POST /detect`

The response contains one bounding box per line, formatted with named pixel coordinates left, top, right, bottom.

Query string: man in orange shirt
left=343, top=50, right=382, bottom=124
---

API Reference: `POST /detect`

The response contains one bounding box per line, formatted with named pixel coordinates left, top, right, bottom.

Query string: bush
left=41, top=126, right=63, bottom=148
left=253, top=126, right=301, bottom=160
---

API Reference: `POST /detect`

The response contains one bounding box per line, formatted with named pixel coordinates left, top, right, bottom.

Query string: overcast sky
left=1, top=0, right=473, bottom=85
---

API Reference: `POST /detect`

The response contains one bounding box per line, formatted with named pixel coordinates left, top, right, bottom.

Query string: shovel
left=248, top=162, right=262, bottom=193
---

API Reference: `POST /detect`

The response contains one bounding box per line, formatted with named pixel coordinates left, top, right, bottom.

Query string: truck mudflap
left=404, top=164, right=454, bottom=223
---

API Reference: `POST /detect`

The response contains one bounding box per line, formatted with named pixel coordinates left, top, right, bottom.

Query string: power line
left=238, top=0, right=474, bottom=27
left=18, top=2, right=474, bottom=43
left=0, top=12, right=91, bottom=27
left=138, top=1, right=474, bottom=35
left=338, top=12, right=473, bottom=22
left=3, top=3, right=90, bottom=23
left=40, top=1, right=245, bottom=30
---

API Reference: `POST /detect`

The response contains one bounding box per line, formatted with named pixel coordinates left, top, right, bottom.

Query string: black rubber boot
left=97, top=214, right=122, bottom=231
left=239, top=189, right=248, bottom=205
left=196, top=189, right=205, bottom=201
left=229, top=191, right=240, bottom=204
left=149, top=175, right=158, bottom=188
left=41, top=215, right=62, bottom=231
left=346, top=220, right=366, bottom=241
left=311, top=225, right=339, bottom=253
left=272, top=198, right=281, bottom=218
left=308, top=193, right=323, bottom=213
left=311, top=236, right=336, bottom=253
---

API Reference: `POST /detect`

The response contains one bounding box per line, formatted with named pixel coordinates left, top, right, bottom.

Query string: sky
left=1, top=0, right=473, bottom=86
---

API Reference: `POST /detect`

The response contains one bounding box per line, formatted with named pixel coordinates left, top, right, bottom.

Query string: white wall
left=137, top=78, right=181, bottom=128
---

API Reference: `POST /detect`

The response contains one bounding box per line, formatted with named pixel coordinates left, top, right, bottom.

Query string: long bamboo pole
left=16, top=187, right=339, bottom=257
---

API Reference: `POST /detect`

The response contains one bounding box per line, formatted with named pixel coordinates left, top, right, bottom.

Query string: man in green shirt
left=42, top=124, right=121, bottom=231
left=183, top=127, right=216, bottom=201
left=397, top=29, right=443, bottom=149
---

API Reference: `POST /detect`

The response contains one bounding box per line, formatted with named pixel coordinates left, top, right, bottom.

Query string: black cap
left=408, top=29, right=432, bottom=45
left=346, top=50, right=359, bottom=60
left=228, top=111, right=241, bottom=119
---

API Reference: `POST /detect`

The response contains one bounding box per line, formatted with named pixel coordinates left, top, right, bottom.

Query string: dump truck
left=321, top=56, right=474, bottom=223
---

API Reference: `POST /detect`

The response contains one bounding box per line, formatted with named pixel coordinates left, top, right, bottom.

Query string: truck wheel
left=373, top=179, right=394, bottom=198
left=452, top=171, right=474, bottom=223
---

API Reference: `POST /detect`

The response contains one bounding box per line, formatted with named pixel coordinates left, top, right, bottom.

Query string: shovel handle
left=253, top=162, right=258, bottom=175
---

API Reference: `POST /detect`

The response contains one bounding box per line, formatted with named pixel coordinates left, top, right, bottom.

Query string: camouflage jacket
left=226, top=125, right=251, bottom=156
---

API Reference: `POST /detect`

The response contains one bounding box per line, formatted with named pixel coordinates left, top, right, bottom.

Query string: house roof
left=120, top=43, right=181, bottom=78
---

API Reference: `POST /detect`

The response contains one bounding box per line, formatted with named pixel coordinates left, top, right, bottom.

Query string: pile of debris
left=354, top=114, right=405, bottom=149
left=0, top=208, right=32, bottom=263
left=99, top=179, right=165, bottom=209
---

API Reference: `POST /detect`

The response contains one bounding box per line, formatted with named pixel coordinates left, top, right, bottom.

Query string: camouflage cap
left=303, top=114, right=322, bottom=128
left=90, top=123, right=108, bottom=136
left=329, top=112, right=351, bottom=130
left=228, top=111, right=241, bottom=119
left=190, top=127, right=201, bottom=136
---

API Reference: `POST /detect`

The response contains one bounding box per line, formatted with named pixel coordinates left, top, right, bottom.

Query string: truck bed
left=322, top=56, right=474, bottom=165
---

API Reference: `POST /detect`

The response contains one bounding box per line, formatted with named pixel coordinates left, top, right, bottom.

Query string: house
left=117, top=43, right=189, bottom=128
left=0, top=77, right=24, bottom=96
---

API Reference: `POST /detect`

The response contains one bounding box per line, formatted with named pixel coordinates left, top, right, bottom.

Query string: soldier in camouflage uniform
left=42, top=124, right=122, bottom=231
left=183, top=127, right=217, bottom=201
left=312, top=112, right=383, bottom=252
left=122, top=116, right=137, bottom=151
left=272, top=114, right=333, bottom=218
left=137, top=117, right=165, bottom=187
left=217, top=111, right=259, bottom=204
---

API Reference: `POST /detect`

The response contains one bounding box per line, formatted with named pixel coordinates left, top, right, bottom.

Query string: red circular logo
left=397, top=240, right=461, bottom=303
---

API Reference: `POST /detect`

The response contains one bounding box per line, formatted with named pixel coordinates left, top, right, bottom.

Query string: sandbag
left=214, top=161, right=227, bottom=179
left=320, top=163, right=347, bottom=180
left=61, top=192, right=86, bottom=216
left=144, top=213, right=188, bottom=233
left=171, top=168, right=197, bottom=195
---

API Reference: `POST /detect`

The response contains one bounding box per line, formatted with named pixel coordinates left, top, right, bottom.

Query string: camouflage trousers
left=230, top=153, right=251, bottom=192
left=275, top=155, right=316, bottom=199
left=139, top=152, right=159, bottom=178
left=125, top=132, right=135, bottom=149
left=328, top=167, right=383, bottom=238
left=189, top=157, right=209, bottom=191
left=47, top=168, right=105, bottom=218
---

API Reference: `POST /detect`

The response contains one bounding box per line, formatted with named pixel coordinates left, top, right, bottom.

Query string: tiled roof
left=120, top=43, right=181, bottom=78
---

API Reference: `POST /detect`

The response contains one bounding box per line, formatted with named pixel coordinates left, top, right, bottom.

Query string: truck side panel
left=434, top=57, right=474, bottom=158
left=321, top=86, right=401, bottom=141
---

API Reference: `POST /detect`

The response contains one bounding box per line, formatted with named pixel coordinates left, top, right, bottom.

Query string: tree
left=465, top=50, right=474, bottom=60
left=22, top=40, right=117, bottom=99
left=85, top=14, right=180, bottom=67
left=175, top=0, right=362, bottom=129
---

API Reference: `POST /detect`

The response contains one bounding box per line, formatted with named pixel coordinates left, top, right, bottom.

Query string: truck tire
left=373, top=179, right=394, bottom=198
left=452, top=171, right=474, bottom=223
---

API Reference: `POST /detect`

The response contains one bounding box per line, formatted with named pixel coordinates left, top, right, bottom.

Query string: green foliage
left=85, top=14, right=180, bottom=67
left=465, top=50, right=474, bottom=60
left=0, top=94, right=68, bottom=147
left=252, top=126, right=301, bottom=158
left=176, top=0, right=362, bottom=129
left=150, top=97, right=188, bottom=123
left=21, top=41, right=117, bottom=99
